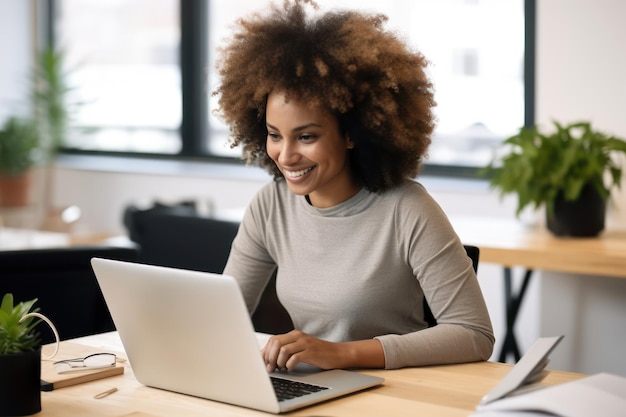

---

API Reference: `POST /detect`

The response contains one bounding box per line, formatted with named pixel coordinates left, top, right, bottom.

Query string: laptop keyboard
left=270, top=376, right=329, bottom=401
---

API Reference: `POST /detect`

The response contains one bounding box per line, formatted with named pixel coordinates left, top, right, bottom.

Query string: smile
left=284, top=166, right=316, bottom=178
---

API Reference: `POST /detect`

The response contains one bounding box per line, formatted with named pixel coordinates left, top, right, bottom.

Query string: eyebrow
left=266, top=122, right=322, bottom=133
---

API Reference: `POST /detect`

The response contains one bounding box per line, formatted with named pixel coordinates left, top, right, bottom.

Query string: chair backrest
left=0, top=245, right=138, bottom=343
left=123, top=201, right=198, bottom=244
left=123, top=209, right=294, bottom=334
left=464, top=244, right=480, bottom=274
left=127, top=211, right=239, bottom=273
left=423, top=244, right=480, bottom=328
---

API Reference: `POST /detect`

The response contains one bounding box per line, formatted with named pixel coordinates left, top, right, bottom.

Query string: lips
left=284, top=166, right=315, bottom=178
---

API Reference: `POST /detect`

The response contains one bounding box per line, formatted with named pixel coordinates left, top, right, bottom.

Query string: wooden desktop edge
left=38, top=333, right=584, bottom=417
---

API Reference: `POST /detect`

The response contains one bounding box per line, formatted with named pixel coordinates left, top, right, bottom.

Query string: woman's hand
left=261, top=330, right=385, bottom=372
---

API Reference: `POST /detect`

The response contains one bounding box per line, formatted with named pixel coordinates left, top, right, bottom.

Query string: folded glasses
left=54, top=353, right=117, bottom=374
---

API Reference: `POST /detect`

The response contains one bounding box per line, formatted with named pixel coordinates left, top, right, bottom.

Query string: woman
left=216, top=0, right=494, bottom=371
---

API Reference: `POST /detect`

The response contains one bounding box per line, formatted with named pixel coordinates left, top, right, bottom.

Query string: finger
left=276, top=344, right=294, bottom=371
left=262, top=337, right=282, bottom=372
left=285, top=351, right=304, bottom=371
left=277, top=340, right=309, bottom=371
left=263, top=334, right=296, bottom=371
left=263, top=331, right=307, bottom=372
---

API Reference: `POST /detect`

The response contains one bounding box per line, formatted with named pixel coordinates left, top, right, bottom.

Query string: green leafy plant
left=0, top=116, right=40, bottom=176
left=483, top=121, right=626, bottom=217
left=0, top=294, right=42, bottom=354
left=31, top=47, right=73, bottom=159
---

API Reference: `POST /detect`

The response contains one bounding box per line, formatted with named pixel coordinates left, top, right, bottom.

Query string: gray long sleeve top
left=223, top=179, right=494, bottom=369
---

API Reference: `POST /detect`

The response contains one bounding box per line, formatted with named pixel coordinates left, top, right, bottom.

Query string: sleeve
left=375, top=184, right=495, bottom=368
left=223, top=186, right=277, bottom=315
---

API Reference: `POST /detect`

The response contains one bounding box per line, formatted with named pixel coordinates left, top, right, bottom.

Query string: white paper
left=474, top=373, right=626, bottom=417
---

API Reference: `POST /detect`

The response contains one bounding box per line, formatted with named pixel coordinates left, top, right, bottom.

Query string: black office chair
left=0, top=245, right=139, bottom=343
left=464, top=245, right=480, bottom=274
left=125, top=210, right=238, bottom=273
left=423, top=244, right=480, bottom=327
left=123, top=207, right=294, bottom=334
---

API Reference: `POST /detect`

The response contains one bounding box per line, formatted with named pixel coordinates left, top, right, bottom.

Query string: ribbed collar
left=298, top=187, right=372, bottom=217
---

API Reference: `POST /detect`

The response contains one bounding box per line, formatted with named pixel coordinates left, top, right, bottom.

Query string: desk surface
left=0, top=227, right=69, bottom=250
left=38, top=332, right=583, bottom=417
left=452, top=217, right=626, bottom=278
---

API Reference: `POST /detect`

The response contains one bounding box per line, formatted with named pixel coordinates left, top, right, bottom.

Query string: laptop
left=91, top=257, right=384, bottom=413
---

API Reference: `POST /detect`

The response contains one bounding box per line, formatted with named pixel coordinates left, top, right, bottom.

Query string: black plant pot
left=546, top=183, right=606, bottom=237
left=0, top=348, right=42, bottom=416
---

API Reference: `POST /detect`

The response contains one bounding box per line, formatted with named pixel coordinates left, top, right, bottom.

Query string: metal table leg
left=498, top=267, right=533, bottom=363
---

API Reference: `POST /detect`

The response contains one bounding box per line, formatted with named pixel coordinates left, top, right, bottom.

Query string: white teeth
left=285, top=166, right=314, bottom=178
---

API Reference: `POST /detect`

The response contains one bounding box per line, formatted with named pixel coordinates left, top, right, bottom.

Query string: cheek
left=265, top=140, right=279, bottom=161
left=324, top=144, right=349, bottom=167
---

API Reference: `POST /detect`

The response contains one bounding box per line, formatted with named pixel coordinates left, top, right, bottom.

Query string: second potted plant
left=0, top=116, right=40, bottom=207
left=483, top=120, right=626, bottom=237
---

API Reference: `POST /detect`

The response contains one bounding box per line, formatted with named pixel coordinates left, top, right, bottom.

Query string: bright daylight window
left=58, top=0, right=527, bottom=175
left=57, top=0, right=181, bottom=154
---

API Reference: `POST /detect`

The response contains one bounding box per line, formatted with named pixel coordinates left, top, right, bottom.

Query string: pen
left=94, top=387, right=118, bottom=399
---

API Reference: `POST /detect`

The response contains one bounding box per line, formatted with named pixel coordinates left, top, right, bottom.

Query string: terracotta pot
left=0, top=171, right=32, bottom=207
left=0, top=348, right=42, bottom=416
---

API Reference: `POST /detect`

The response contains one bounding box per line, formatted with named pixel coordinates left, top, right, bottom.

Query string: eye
left=267, top=132, right=281, bottom=142
left=299, top=134, right=317, bottom=143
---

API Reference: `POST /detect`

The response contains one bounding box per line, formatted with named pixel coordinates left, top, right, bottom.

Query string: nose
left=277, top=139, right=300, bottom=166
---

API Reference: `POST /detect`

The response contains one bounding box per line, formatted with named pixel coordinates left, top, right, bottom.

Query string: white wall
left=2, top=0, right=625, bottom=376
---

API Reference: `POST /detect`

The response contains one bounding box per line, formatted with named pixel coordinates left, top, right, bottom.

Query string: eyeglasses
left=54, top=353, right=117, bottom=374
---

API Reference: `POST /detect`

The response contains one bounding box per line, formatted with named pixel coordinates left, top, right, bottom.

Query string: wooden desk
left=0, top=226, right=126, bottom=250
left=453, top=218, right=626, bottom=278
left=452, top=217, right=626, bottom=362
left=37, top=332, right=583, bottom=417
left=0, top=227, right=69, bottom=250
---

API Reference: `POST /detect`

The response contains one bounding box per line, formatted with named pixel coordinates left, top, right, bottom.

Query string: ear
left=345, top=133, right=355, bottom=149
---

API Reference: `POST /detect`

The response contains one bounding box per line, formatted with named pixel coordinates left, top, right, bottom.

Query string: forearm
left=338, top=338, right=386, bottom=369
left=376, top=324, right=495, bottom=369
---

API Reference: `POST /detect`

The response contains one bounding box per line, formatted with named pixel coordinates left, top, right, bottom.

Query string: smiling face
left=265, top=91, right=359, bottom=208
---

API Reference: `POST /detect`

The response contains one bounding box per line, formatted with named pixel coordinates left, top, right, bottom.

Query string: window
left=56, top=0, right=180, bottom=154
left=53, top=0, right=532, bottom=177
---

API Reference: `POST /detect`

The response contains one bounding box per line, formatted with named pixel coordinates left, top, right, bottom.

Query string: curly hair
left=213, top=0, right=436, bottom=192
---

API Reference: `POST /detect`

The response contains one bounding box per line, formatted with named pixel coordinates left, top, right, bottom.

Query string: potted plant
left=0, top=47, right=71, bottom=208
left=0, top=116, right=40, bottom=207
left=0, top=293, right=59, bottom=416
left=0, top=293, right=43, bottom=416
left=483, top=120, right=626, bottom=237
left=0, top=47, right=83, bottom=214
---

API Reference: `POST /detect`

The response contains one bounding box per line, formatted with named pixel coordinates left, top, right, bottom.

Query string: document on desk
left=470, top=372, right=626, bottom=417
